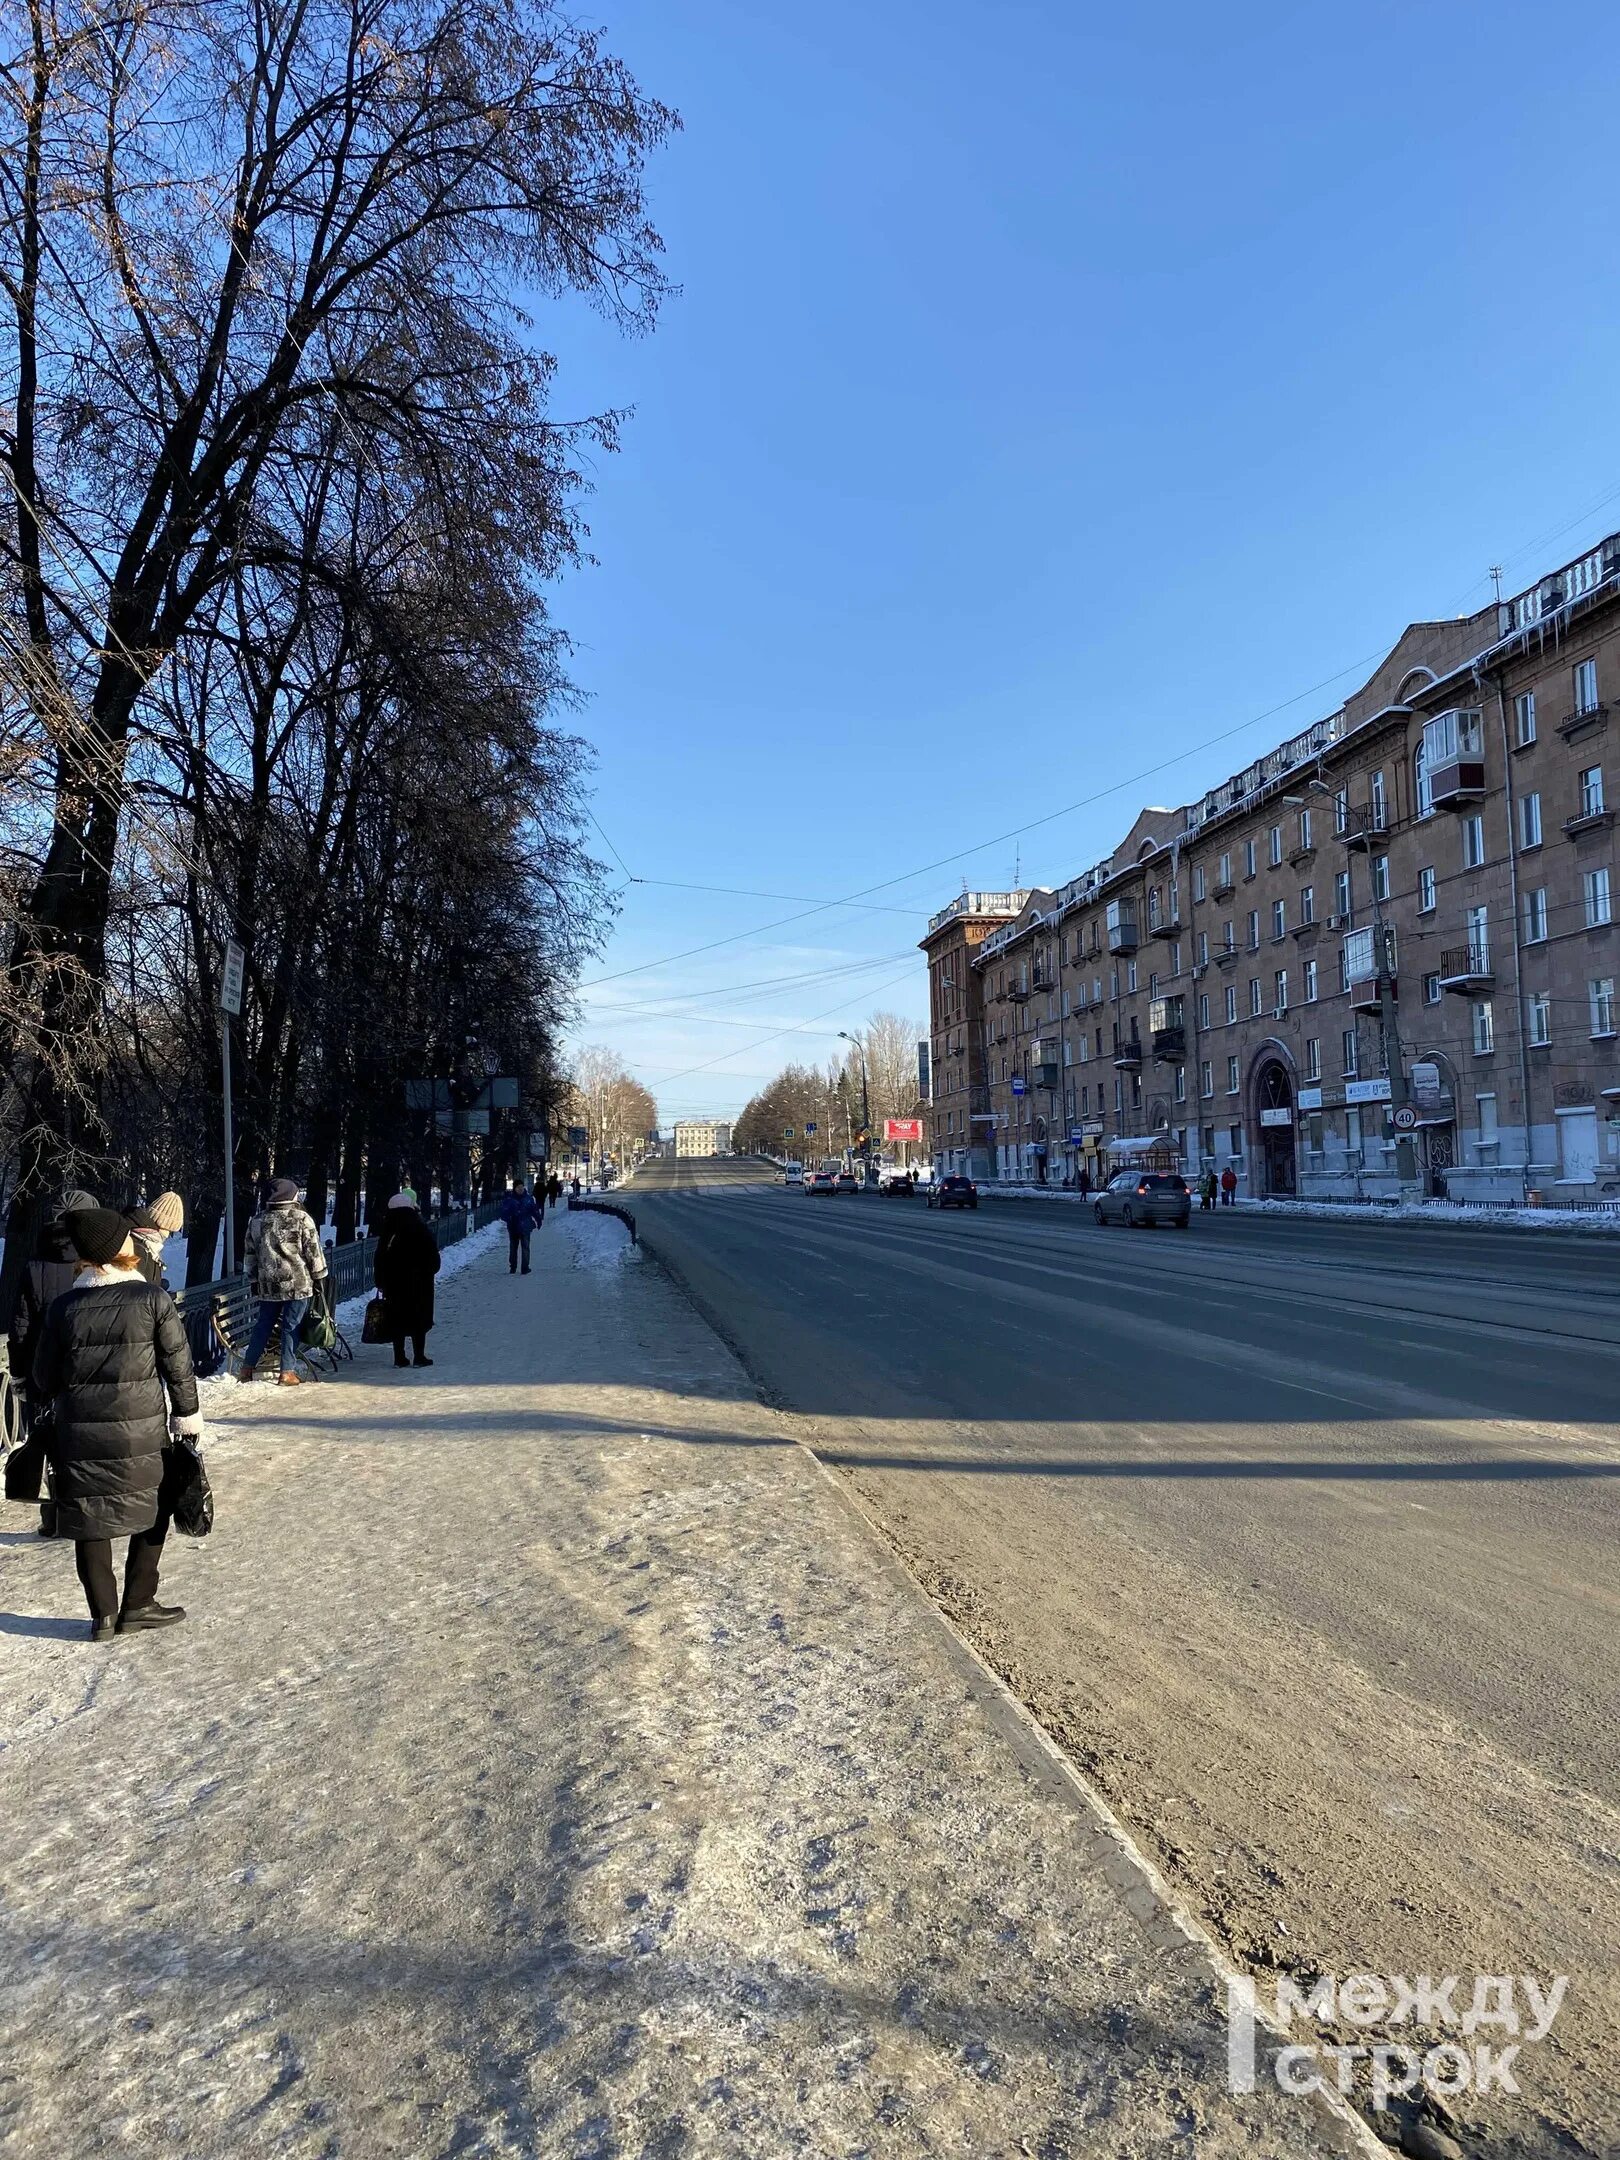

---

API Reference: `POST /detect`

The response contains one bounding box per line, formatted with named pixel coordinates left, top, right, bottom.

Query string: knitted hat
left=58, top=1187, right=98, bottom=1215
left=387, top=1191, right=417, bottom=1209
left=148, top=1190, right=184, bottom=1233
left=128, top=1206, right=161, bottom=1233
left=267, top=1177, right=300, bottom=1204
left=65, top=1207, right=135, bottom=1265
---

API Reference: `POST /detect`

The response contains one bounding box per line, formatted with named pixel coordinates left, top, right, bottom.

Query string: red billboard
left=883, top=1117, right=924, bottom=1142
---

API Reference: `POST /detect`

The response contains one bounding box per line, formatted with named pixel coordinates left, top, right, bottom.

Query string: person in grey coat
left=31, top=1208, right=203, bottom=1640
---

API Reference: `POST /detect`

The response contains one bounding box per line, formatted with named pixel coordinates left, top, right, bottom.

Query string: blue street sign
left=1010, top=1076, right=1027, bottom=1096
left=805, top=1121, right=817, bottom=1134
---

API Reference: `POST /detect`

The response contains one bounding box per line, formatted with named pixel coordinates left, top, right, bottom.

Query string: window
left=1423, top=972, right=1441, bottom=1005
left=1514, top=690, right=1536, bottom=747
left=1301, top=883, right=1315, bottom=924
left=1519, top=792, right=1542, bottom=850
left=1198, top=992, right=1210, bottom=1028
left=1193, top=865, right=1206, bottom=902
left=1224, top=984, right=1238, bottom=1024
left=1523, top=887, right=1548, bottom=942
left=1370, top=770, right=1387, bottom=829
left=1127, top=958, right=1138, bottom=992
left=1217, top=851, right=1232, bottom=889
left=1174, top=1066, right=1186, bottom=1104
left=1574, top=657, right=1599, bottom=716
left=1303, top=958, right=1318, bottom=1002
left=1466, top=902, right=1489, bottom=971
left=1304, top=1037, right=1320, bottom=1080
left=1418, top=866, right=1436, bottom=913
left=1249, top=976, right=1263, bottom=1017
left=1334, top=788, right=1349, bottom=834
left=1471, top=999, right=1495, bottom=1054
left=1527, top=991, right=1551, bottom=1046
left=1342, top=1028, right=1359, bottom=1077
left=1476, top=1093, right=1499, bottom=1152
left=1586, top=867, right=1613, bottom=926
left=1197, top=930, right=1209, bottom=966
left=1271, top=898, right=1287, bottom=939
left=1274, top=969, right=1288, bottom=1013
left=1415, top=737, right=1432, bottom=819
left=1094, top=977, right=1103, bottom=1003
left=1371, top=854, right=1390, bottom=902
left=1334, top=868, right=1352, bottom=921
left=1592, top=978, right=1617, bottom=1037
left=1169, top=941, right=1181, bottom=976
left=1226, top=1055, right=1240, bottom=1094
left=1228, top=1122, right=1244, bottom=1157
left=1580, top=765, right=1605, bottom=817
left=1345, top=1105, right=1363, bottom=1156
left=1269, top=824, right=1283, bottom=867
left=1148, top=971, right=1159, bottom=997
left=1222, top=918, right=1235, bottom=952
left=1244, top=839, right=1257, bottom=879
left=1298, top=808, right=1313, bottom=851
left=1247, top=909, right=1261, bottom=949
left=1462, top=814, right=1485, bottom=869
left=1200, top=1059, right=1214, bottom=1098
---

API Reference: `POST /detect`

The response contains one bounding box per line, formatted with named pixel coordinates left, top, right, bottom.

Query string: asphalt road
left=629, top=1156, right=1620, bottom=2160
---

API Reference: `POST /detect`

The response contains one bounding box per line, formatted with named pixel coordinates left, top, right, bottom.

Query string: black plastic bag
left=360, top=1295, right=390, bottom=1345
left=165, top=1437, right=214, bottom=1539
left=3, top=1433, right=46, bottom=1504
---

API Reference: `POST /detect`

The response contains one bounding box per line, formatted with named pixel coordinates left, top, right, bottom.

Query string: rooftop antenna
left=1013, top=844, right=1022, bottom=888
left=1490, top=565, right=1503, bottom=605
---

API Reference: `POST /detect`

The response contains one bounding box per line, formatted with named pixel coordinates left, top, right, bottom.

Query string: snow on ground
left=0, top=1212, right=1357, bottom=2159
left=563, top=1204, right=641, bottom=1278
left=983, top=1178, right=1620, bottom=1232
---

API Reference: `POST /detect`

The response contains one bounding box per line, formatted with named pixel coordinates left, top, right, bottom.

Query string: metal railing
left=567, top=1195, right=638, bottom=1243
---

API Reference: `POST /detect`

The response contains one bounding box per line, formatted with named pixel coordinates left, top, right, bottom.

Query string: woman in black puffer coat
left=373, top=1193, right=442, bottom=1368
left=32, top=1208, right=203, bottom=1642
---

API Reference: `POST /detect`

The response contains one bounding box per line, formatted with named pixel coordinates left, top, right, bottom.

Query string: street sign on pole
left=568, top=1125, right=589, bottom=1149
left=1392, top=1104, right=1418, bottom=1132
left=1011, top=1076, right=1027, bottom=1096
left=219, top=938, right=246, bottom=1015
left=218, top=938, right=245, bottom=1271
left=805, top=1121, right=816, bottom=1135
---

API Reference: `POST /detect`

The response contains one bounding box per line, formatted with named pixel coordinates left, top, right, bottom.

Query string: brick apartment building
left=921, top=539, right=1620, bottom=1202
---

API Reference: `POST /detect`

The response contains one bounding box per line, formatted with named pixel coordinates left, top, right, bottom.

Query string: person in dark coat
left=498, top=1183, right=541, bottom=1274
left=32, top=1207, right=202, bottom=1641
left=373, top=1193, right=441, bottom=1368
left=7, top=1186, right=98, bottom=1428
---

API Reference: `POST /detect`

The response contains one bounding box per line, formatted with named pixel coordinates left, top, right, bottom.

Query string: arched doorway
left=1254, top=1059, right=1297, bottom=1196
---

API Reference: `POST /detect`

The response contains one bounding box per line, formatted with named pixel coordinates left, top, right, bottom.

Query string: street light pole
left=838, top=1031, right=873, bottom=1180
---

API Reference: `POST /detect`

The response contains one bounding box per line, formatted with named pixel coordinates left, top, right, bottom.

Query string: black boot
left=413, top=1354, right=433, bottom=1367
left=89, top=1614, right=118, bottom=1644
left=118, top=1602, right=186, bottom=1632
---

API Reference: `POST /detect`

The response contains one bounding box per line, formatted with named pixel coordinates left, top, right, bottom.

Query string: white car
left=783, top=1161, right=805, bottom=1188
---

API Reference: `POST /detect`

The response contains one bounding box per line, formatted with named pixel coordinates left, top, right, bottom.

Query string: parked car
left=808, top=1171, right=837, bottom=1195
left=927, top=1176, right=978, bottom=1210
left=834, top=1170, right=860, bottom=1194
left=1093, top=1170, right=1191, bottom=1228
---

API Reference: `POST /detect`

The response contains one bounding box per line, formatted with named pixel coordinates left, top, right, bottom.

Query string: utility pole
left=839, top=1031, right=873, bottom=1180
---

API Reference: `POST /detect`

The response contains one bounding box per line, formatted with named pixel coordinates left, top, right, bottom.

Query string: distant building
left=674, top=1120, right=732, bottom=1158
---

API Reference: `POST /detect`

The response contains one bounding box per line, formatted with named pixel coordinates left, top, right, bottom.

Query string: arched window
left=1414, top=737, right=1432, bottom=819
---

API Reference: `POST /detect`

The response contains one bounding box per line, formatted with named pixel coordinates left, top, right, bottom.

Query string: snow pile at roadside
left=980, top=1180, right=1620, bottom=1232
left=564, top=1204, right=639, bottom=1276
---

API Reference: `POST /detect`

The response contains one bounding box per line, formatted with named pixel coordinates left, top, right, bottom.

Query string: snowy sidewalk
left=1, top=1213, right=1360, bottom=2159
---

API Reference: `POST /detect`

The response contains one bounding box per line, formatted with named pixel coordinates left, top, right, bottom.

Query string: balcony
left=1147, top=913, right=1183, bottom=942
left=1437, top=945, right=1493, bottom=994
left=1151, top=1025, right=1187, bottom=1064
left=1557, top=701, right=1607, bottom=745
left=1106, top=904, right=1138, bottom=954
left=1342, top=924, right=1392, bottom=1014
left=1215, top=940, right=1241, bottom=969
left=1008, top=982, right=1031, bottom=1002
left=1422, top=708, right=1486, bottom=810
left=1564, top=806, right=1615, bottom=839
left=1288, top=843, right=1316, bottom=868
left=1113, top=1036, right=1143, bottom=1071
left=1340, top=807, right=1392, bottom=852
left=1211, top=876, right=1235, bottom=900
left=1348, top=977, right=1388, bottom=1015
left=1033, top=1040, right=1061, bottom=1089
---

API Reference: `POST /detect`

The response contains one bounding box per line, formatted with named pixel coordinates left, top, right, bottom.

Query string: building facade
left=922, top=540, right=1620, bottom=1203
left=674, top=1120, right=732, bottom=1158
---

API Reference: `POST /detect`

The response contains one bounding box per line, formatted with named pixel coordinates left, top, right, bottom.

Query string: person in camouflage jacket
left=240, top=1179, right=328, bottom=1384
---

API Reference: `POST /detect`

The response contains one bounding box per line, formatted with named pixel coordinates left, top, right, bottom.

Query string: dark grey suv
left=1093, top=1170, right=1191, bottom=1229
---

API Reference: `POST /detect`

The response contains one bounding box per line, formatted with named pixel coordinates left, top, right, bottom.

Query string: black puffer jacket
left=373, top=1209, right=441, bottom=1336
left=32, top=1277, right=200, bottom=1539
left=6, top=1219, right=81, bottom=1408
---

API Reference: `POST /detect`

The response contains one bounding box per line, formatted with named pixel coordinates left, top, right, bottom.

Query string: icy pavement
left=0, top=1212, right=1366, bottom=2159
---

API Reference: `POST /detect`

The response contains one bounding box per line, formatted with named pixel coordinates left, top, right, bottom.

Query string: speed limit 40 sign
left=1392, top=1104, right=1418, bottom=1131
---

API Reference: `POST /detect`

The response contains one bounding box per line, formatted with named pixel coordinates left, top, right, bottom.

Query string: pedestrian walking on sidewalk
left=547, top=1173, right=562, bottom=1209
left=498, top=1183, right=541, bottom=1274
left=239, top=1178, right=328, bottom=1386
left=374, top=1193, right=441, bottom=1367
left=1219, top=1165, right=1238, bottom=1207
left=32, top=1208, right=202, bottom=1640
left=127, top=1189, right=182, bottom=1287
left=1199, top=1169, right=1217, bottom=1211
left=7, top=1187, right=97, bottom=1426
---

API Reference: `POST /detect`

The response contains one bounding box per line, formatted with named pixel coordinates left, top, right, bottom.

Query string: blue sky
left=549, top=0, right=1620, bottom=1122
